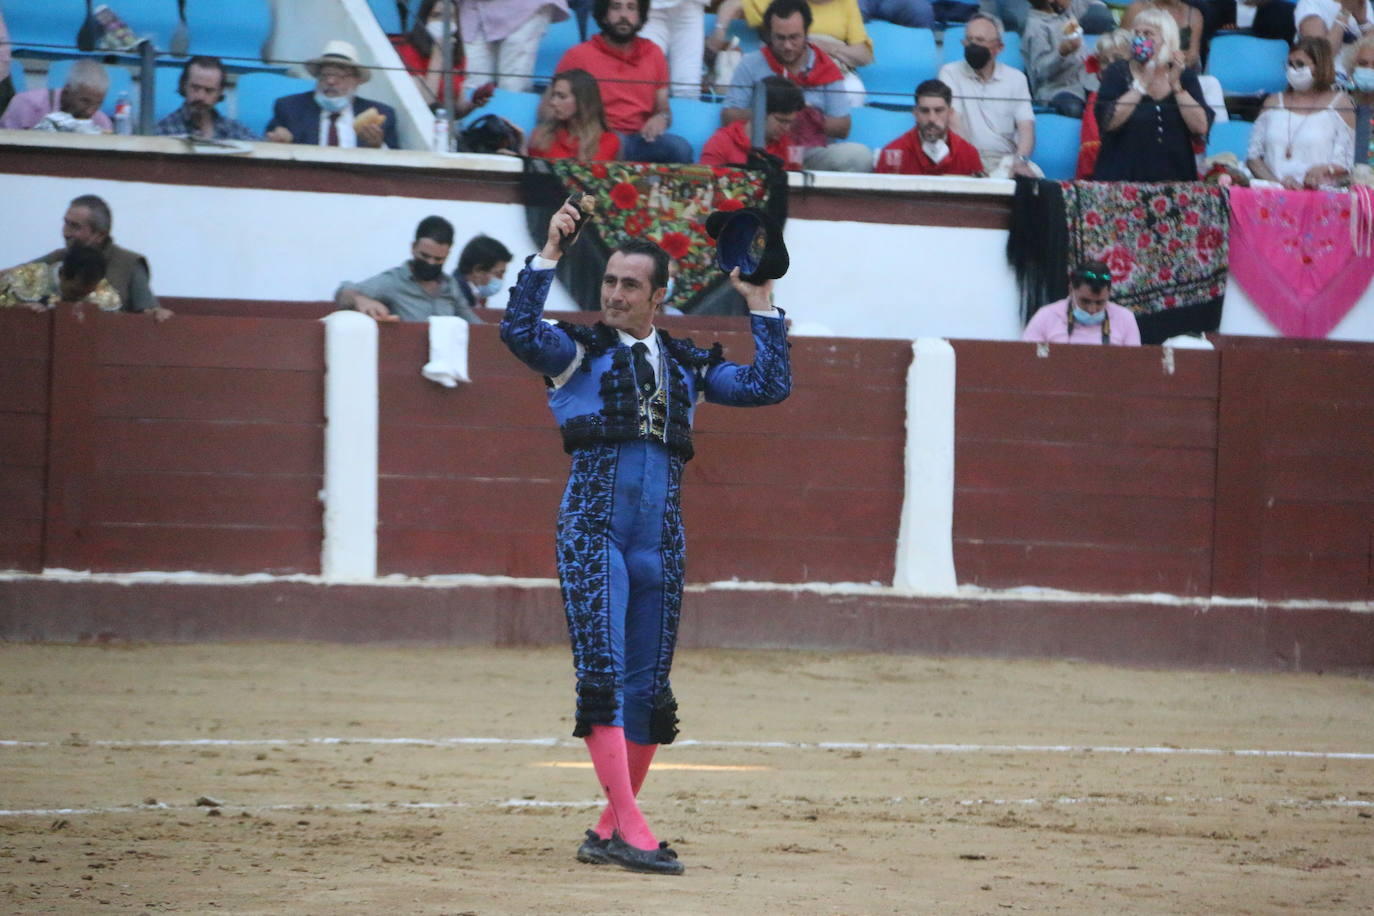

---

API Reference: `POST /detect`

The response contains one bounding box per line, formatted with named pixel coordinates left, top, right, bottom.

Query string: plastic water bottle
left=432, top=108, right=449, bottom=153
left=113, top=92, right=133, bottom=135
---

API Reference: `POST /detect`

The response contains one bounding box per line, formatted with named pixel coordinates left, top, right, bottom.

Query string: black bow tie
left=631, top=341, right=655, bottom=395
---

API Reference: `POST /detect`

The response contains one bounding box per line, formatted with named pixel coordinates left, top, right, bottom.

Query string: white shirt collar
left=616, top=326, right=659, bottom=358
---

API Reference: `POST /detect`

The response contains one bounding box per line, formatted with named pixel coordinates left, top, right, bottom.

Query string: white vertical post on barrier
left=321, top=310, right=379, bottom=581
left=892, top=337, right=958, bottom=593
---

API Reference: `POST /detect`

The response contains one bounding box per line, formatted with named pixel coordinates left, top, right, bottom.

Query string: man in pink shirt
left=0, top=59, right=114, bottom=133
left=556, top=0, right=693, bottom=162
left=1021, top=260, right=1142, bottom=346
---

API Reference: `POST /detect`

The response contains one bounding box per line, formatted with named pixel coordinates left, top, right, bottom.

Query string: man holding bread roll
left=265, top=40, right=399, bottom=149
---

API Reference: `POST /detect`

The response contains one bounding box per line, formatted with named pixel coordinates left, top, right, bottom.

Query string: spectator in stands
left=264, top=41, right=400, bottom=149
left=393, top=0, right=494, bottom=115
left=0, top=8, right=13, bottom=119
left=938, top=14, right=1039, bottom=176
left=643, top=0, right=709, bottom=99
left=1022, top=260, right=1141, bottom=345
left=1075, top=28, right=1132, bottom=177
left=21, top=195, right=170, bottom=319
left=875, top=78, right=984, bottom=174
left=336, top=216, right=479, bottom=322
left=454, top=234, right=514, bottom=310
left=155, top=57, right=257, bottom=141
left=529, top=68, right=622, bottom=159
left=556, top=0, right=693, bottom=162
left=979, top=0, right=1112, bottom=35
left=461, top=0, right=570, bottom=94
left=1297, top=0, right=1374, bottom=70
left=739, top=0, right=875, bottom=73
left=1023, top=0, right=1092, bottom=117
left=701, top=75, right=806, bottom=166
left=722, top=0, right=872, bottom=170
left=0, top=59, right=113, bottom=133
left=1349, top=33, right=1374, bottom=162
left=1247, top=36, right=1354, bottom=187
left=1092, top=9, right=1211, bottom=180
left=0, top=246, right=120, bottom=312
left=1122, top=0, right=1205, bottom=68
left=855, top=0, right=935, bottom=28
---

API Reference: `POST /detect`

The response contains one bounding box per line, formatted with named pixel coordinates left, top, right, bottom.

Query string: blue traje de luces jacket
left=499, top=260, right=791, bottom=461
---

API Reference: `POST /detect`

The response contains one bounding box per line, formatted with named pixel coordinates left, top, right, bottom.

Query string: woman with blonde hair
left=1092, top=7, right=1212, bottom=181
left=527, top=68, right=621, bottom=161
left=1247, top=36, right=1354, bottom=188
left=1122, top=0, right=1204, bottom=68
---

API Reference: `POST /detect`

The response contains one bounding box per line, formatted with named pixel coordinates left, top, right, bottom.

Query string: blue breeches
left=556, top=441, right=685, bottom=745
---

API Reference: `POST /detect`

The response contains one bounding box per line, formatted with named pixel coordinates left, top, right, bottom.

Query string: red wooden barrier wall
left=374, top=322, right=909, bottom=584
left=3, top=307, right=326, bottom=575
left=1213, top=345, right=1374, bottom=601
left=951, top=341, right=1221, bottom=596
left=0, top=312, right=50, bottom=572
left=2, top=307, right=1369, bottom=601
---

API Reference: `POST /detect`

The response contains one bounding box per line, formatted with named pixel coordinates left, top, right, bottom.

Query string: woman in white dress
left=1247, top=35, right=1355, bottom=189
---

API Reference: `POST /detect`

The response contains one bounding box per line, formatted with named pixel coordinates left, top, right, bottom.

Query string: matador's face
left=601, top=251, right=664, bottom=339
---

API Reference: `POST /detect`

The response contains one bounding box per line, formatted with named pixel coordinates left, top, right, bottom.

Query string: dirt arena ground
left=1, top=643, right=1371, bottom=915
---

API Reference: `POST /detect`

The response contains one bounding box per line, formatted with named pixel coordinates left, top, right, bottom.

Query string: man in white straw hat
left=265, top=39, right=399, bottom=148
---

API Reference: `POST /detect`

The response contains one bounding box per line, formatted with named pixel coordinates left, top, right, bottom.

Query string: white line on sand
left=0, top=795, right=1368, bottom=819
left=1, top=736, right=1371, bottom=760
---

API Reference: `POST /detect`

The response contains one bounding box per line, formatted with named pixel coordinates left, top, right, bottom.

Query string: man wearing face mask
left=875, top=79, right=984, bottom=175
left=156, top=57, right=257, bottom=140
left=265, top=41, right=399, bottom=149
left=454, top=234, right=513, bottom=311
left=335, top=216, right=480, bottom=323
left=1350, top=33, right=1374, bottom=162
left=1021, top=261, right=1141, bottom=346
left=937, top=14, right=1039, bottom=177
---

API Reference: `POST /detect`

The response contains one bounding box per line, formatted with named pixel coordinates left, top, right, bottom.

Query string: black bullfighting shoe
left=605, top=831, right=685, bottom=876
left=576, top=829, right=611, bottom=865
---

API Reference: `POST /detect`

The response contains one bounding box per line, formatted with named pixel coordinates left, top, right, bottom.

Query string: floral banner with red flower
left=521, top=158, right=777, bottom=314
left=1062, top=181, right=1229, bottom=342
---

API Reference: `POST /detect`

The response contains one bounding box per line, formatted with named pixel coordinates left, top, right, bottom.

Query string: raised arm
left=702, top=270, right=792, bottom=406
left=498, top=202, right=584, bottom=377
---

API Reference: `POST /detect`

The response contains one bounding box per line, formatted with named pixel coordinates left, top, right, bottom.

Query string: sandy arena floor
left=0, top=643, right=1371, bottom=915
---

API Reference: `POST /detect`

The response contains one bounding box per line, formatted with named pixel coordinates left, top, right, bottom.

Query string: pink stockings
left=584, top=724, right=659, bottom=850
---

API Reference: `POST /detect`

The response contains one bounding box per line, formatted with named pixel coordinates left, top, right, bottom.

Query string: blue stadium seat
left=367, top=0, right=406, bottom=35
left=1207, top=34, right=1288, bottom=96
left=1205, top=118, right=1254, bottom=160
left=9, top=63, right=28, bottom=93
left=1033, top=112, right=1082, bottom=180
left=46, top=58, right=136, bottom=117
left=862, top=24, right=940, bottom=109
left=670, top=96, right=725, bottom=159
left=183, top=0, right=274, bottom=69
left=847, top=104, right=913, bottom=151
left=6, top=1, right=92, bottom=57
left=463, top=87, right=542, bottom=136
left=233, top=72, right=315, bottom=136
left=533, top=16, right=585, bottom=86
left=942, top=25, right=1023, bottom=70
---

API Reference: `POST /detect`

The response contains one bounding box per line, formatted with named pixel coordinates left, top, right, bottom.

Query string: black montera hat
left=704, top=207, right=789, bottom=284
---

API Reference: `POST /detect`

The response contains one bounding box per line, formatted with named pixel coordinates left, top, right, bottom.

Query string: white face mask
left=426, top=19, right=451, bottom=44
left=1286, top=65, right=1314, bottom=92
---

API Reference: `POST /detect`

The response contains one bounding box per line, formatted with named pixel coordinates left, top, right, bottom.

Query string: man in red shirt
left=556, top=0, right=693, bottom=163
left=700, top=76, right=804, bottom=169
left=875, top=79, right=984, bottom=177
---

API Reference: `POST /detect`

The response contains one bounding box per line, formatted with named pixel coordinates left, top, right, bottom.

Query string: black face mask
left=964, top=43, right=993, bottom=69
left=411, top=259, right=443, bottom=282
